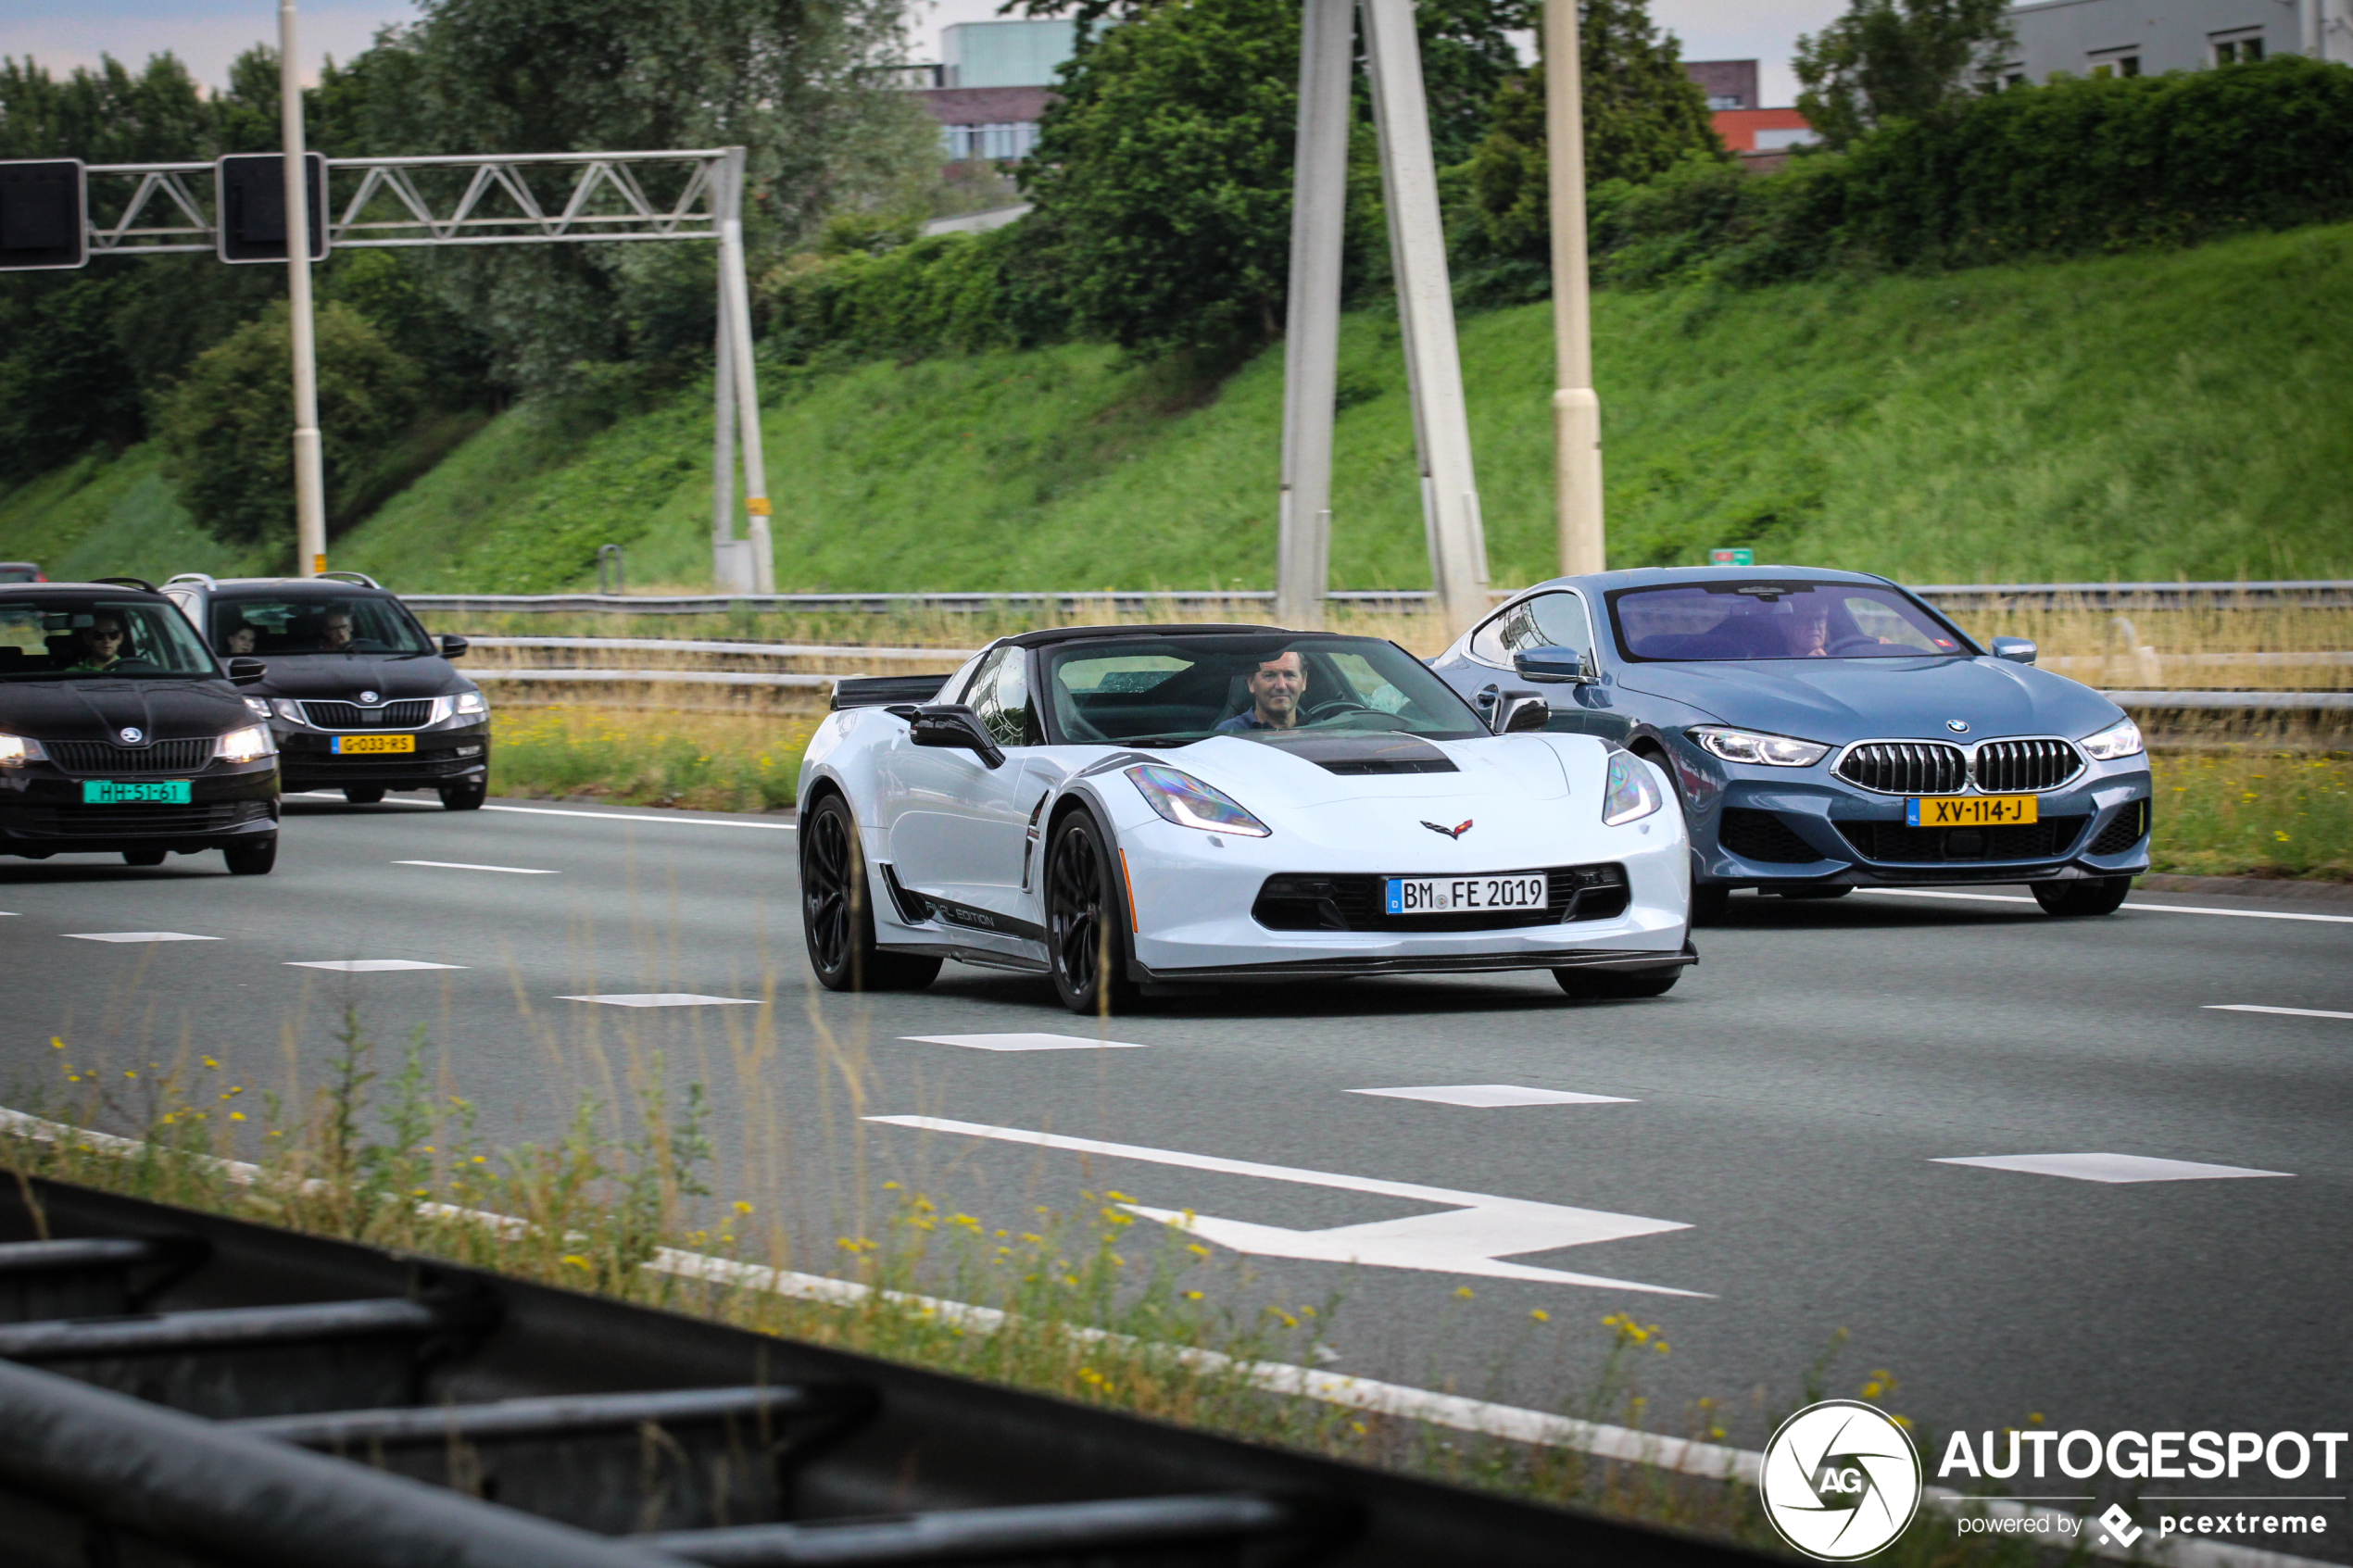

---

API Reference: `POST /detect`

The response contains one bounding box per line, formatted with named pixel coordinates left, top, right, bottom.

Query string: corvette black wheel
left=1045, top=810, right=1141, bottom=1015
left=800, top=795, right=939, bottom=992
left=2032, top=876, right=2130, bottom=917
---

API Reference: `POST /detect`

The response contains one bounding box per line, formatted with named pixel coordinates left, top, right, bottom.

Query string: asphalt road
left=5, top=793, right=2348, bottom=1554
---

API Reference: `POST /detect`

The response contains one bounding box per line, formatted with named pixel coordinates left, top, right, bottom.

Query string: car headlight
left=215, top=724, right=276, bottom=763
left=1126, top=763, right=1271, bottom=837
left=0, top=733, right=46, bottom=767
left=453, top=689, right=487, bottom=717
left=1688, top=725, right=1831, bottom=767
left=244, top=696, right=271, bottom=719
left=2080, top=717, right=2144, bottom=760
left=272, top=698, right=307, bottom=724
left=1602, top=751, right=1664, bottom=825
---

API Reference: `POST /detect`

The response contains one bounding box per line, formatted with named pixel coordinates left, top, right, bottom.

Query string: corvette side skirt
left=1136, top=942, right=1696, bottom=984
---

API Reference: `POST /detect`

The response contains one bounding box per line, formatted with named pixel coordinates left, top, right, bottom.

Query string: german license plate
left=1907, top=795, right=2037, bottom=826
left=82, top=780, right=192, bottom=805
left=333, top=734, right=414, bottom=755
left=1385, top=873, right=1549, bottom=915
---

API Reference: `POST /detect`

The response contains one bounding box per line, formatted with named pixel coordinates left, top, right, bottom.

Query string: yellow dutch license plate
left=1907, top=795, right=2037, bottom=827
left=332, top=734, right=415, bottom=755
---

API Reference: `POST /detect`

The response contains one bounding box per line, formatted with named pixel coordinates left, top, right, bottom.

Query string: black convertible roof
left=1004, top=622, right=1289, bottom=648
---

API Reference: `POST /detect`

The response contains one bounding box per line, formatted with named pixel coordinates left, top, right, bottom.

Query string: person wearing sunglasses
left=62, top=614, right=131, bottom=671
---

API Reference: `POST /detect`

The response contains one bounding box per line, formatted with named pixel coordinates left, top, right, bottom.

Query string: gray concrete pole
left=717, top=148, right=775, bottom=595
left=1544, top=0, right=1605, bottom=576
left=1276, top=0, right=1354, bottom=630
left=711, top=164, right=741, bottom=593
left=279, top=0, right=327, bottom=578
left=1358, top=0, right=1490, bottom=633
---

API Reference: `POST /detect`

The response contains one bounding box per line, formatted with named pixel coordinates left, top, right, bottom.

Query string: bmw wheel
left=1044, top=810, right=1142, bottom=1015
left=799, top=795, right=939, bottom=993
left=2032, top=876, right=2130, bottom=916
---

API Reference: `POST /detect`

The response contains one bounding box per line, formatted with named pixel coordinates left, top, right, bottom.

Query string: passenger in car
left=219, top=621, right=258, bottom=657
left=1214, top=650, right=1308, bottom=731
left=60, top=614, right=130, bottom=671
left=318, top=608, right=356, bottom=650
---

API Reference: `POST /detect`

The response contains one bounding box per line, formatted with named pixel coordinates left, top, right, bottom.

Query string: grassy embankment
left=6, top=220, right=2350, bottom=589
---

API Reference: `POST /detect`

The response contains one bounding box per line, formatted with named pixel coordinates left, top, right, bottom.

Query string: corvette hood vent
left=1243, top=732, right=1461, bottom=775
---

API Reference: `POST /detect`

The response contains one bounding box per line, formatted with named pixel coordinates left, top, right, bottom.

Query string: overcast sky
left=5, top=0, right=1841, bottom=109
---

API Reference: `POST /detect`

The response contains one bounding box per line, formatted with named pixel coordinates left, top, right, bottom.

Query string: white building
left=2001, top=0, right=2345, bottom=82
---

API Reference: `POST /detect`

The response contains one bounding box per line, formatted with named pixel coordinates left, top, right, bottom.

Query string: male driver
left=1785, top=599, right=1833, bottom=658
left=63, top=613, right=129, bottom=671
left=1214, top=650, right=1307, bottom=731
left=318, top=608, right=356, bottom=651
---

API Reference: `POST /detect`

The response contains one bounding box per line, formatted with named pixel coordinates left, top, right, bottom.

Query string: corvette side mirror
left=226, top=658, right=266, bottom=686
left=1493, top=691, right=1550, bottom=734
left=1990, top=637, right=2037, bottom=666
left=908, top=704, right=1006, bottom=769
left=1513, top=646, right=1596, bottom=684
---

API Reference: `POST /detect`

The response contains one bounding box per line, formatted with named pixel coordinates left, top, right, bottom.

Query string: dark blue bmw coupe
left=1428, top=566, right=2154, bottom=921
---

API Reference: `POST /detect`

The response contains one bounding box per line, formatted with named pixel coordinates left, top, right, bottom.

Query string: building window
left=1705, top=94, right=1744, bottom=110
left=2211, top=31, right=2265, bottom=63
left=939, top=122, right=1039, bottom=162
left=2087, top=49, right=2142, bottom=78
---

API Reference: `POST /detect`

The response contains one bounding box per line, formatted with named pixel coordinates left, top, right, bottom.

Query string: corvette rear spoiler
left=831, top=674, right=948, bottom=710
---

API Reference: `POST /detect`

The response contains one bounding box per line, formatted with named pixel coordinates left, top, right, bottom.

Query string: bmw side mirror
left=227, top=658, right=266, bottom=686
left=440, top=634, right=469, bottom=659
left=1493, top=692, right=1551, bottom=734
left=1990, top=637, right=2037, bottom=666
left=908, top=704, right=1006, bottom=769
left=1513, top=646, right=1596, bottom=684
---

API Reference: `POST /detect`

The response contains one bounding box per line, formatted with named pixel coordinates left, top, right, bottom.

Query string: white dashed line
left=1859, top=888, right=2353, bottom=924
left=484, top=805, right=795, bottom=832
left=1932, top=1152, right=2293, bottom=1184
left=903, top=1033, right=1146, bottom=1051
left=63, top=932, right=220, bottom=944
left=559, top=993, right=761, bottom=1008
left=2205, top=1003, right=2353, bottom=1021
left=286, top=960, right=468, bottom=972
left=1350, top=1085, right=1637, bottom=1108
left=393, top=859, right=559, bottom=874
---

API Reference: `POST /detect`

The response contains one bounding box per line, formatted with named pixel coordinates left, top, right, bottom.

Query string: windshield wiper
left=1111, top=733, right=1212, bottom=748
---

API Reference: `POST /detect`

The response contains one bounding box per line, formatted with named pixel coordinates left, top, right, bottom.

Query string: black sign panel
left=0, top=159, right=88, bottom=270
left=215, top=153, right=329, bottom=263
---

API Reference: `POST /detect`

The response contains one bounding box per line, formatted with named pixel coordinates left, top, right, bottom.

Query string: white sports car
left=797, top=624, right=1694, bottom=1012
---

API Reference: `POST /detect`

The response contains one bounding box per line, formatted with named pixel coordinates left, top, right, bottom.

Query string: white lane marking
left=1858, top=888, right=2353, bottom=924
left=1351, top=1085, right=1636, bottom=1109
left=484, top=804, right=795, bottom=832
left=393, top=859, right=559, bottom=874
left=560, top=992, right=761, bottom=1008
left=903, top=1033, right=1146, bottom=1052
left=64, top=931, right=220, bottom=943
left=286, top=959, right=468, bottom=972
left=2206, top=1003, right=2353, bottom=1021
left=868, top=1115, right=1704, bottom=1296
left=1933, top=1152, right=2293, bottom=1184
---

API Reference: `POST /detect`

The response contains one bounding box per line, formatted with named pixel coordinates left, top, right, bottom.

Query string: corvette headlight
left=2080, top=717, right=2145, bottom=760
left=215, top=724, right=276, bottom=763
left=1602, top=751, right=1664, bottom=826
left=0, top=733, right=45, bottom=767
left=452, top=689, right=488, bottom=718
left=1126, top=763, right=1271, bottom=837
left=1688, top=725, right=1830, bottom=767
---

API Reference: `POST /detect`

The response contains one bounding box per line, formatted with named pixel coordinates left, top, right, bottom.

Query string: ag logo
left=1760, top=1399, right=1922, bottom=1561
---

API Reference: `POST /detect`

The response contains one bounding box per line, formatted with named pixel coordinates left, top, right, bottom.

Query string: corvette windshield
left=1042, top=633, right=1486, bottom=746
left=1607, top=583, right=1975, bottom=662
left=210, top=593, right=435, bottom=656
left=0, top=597, right=219, bottom=681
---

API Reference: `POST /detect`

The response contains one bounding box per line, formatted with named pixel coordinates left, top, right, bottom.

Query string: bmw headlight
left=1126, top=763, right=1271, bottom=837
left=1688, top=725, right=1830, bottom=767
left=0, top=733, right=45, bottom=767
left=452, top=689, right=488, bottom=718
left=1602, top=751, right=1664, bottom=826
left=215, top=724, right=276, bottom=763
left=2080, top=717, right=2145, bottom=760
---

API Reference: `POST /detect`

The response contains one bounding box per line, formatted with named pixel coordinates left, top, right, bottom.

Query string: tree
left=1465, top=0, right=1726, bottom=265
left=157, top=302, right=423, bottom=554
left=0, top=280, right=146, bottom=480
left=1793, top=0, right=2015, bottom=150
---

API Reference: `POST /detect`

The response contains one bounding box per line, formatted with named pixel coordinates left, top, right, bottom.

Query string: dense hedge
left=1588, top=55, right=2353, bottom=287
left=757, top=221, right=1073, bottom=360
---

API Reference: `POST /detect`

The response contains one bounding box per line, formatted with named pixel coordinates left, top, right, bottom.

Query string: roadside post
left=280, top=0, right=327, bottom=578
left=1545, top=0, right=1605, bottom=578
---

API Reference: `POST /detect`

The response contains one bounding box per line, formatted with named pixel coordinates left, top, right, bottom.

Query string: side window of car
left=1470, top=592, right=1591, bottom=666
left=970, top=649, right=1034, bottom=749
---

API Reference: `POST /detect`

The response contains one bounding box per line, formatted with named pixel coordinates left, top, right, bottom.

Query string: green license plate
left=82, top=780, right=193, bottom=805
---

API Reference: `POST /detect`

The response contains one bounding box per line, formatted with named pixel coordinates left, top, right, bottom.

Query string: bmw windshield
left=0, top=596, right=220, bottom=681
left=1041, top=633, right=1487, bottom=746
left=1606, top=582, right=1977, bottom=662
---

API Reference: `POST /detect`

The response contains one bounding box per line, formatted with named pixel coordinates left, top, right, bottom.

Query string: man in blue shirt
left=1214, top=650, right=1306, bottom=732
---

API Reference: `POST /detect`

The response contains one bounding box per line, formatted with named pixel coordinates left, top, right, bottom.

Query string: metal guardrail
left=403, top=582, right=2353, bottom=616
left=463, top=637, right=978, bottom=659
left=0, top=1177, right=1767, bottom=1568
left=2102, top=689, right=2353, bottom=710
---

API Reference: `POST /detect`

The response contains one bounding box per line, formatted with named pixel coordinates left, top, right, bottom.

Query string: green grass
left=2148, top=750, right=2353, bottom=880
left=14, top=221, right=2353, bottom=593
left=487, top=706, right=815, bottom=813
